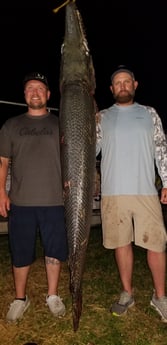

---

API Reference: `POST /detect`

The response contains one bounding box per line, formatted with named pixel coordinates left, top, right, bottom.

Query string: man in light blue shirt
left=96, top=65, right=167, bottom=322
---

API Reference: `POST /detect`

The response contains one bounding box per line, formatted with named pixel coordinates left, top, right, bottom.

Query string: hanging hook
left=53, top=0, right=76, bottom=14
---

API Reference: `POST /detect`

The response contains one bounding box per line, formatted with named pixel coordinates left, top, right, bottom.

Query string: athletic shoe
left=110, top=291, right=135, bottom=316
left=150, top=293, right=167, bottom=322
left=46, top=295, right=66, bottom=317
left=6, top=296, right=30, bottom=322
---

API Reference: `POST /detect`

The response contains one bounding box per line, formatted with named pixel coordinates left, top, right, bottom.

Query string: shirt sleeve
left=148, top=106, right=167, bottom=188
left=0, top=123, right=11, bottom=158
left=96, top=111, right=103, bottom=157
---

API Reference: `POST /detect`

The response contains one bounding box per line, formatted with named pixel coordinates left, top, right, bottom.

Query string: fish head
left=60, top=1, right=96, bottom=94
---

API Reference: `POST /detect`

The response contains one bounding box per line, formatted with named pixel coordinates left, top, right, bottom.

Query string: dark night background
left=0, top=0, right=167, bottom=129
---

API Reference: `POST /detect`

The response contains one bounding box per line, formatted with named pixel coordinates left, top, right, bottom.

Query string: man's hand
left=0, top=191, right=10, bottom=218
left=160, top=188, right=167, bottom=204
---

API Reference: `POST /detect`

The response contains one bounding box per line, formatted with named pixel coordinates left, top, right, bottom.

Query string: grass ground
left=0, top=225, right=167, bottom=345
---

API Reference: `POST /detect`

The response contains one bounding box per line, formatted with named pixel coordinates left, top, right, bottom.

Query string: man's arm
left=0, top=157, right=10, bottom=217
left=147, top=106, right=167, bottom=204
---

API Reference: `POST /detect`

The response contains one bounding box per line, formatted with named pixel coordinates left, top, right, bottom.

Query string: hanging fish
left=55, top=0, right=97, bottom=331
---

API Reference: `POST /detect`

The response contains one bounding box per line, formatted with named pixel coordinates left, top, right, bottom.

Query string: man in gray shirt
left=0, top=72, right=68, bottom=322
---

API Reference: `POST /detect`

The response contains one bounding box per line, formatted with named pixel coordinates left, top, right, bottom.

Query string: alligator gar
left=58, top=0, right=96, bottom=332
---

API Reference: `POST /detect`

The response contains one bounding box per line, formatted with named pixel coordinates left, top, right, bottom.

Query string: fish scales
left=59, top=1, right=96, bottom=332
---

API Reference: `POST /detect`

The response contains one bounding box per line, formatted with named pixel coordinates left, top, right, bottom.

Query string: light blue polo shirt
left=96, top=102, right=167, bottom=196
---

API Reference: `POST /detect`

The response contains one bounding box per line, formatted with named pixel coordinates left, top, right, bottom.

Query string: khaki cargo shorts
left=101, top=195, right=167, bottom=252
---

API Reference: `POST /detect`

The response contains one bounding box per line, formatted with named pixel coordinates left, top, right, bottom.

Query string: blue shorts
left=8, top=204, right=68, bottom=267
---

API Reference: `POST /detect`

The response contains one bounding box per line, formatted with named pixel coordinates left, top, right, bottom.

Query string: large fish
left=58, top=0, right=96, bottom=332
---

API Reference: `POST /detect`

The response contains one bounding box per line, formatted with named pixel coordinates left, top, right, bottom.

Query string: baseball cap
left=111, top=65, right=135, bottom=82
left=23, top=72, right=49, bottom=88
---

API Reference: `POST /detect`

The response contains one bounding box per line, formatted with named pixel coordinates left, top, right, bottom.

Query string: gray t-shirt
left=0, top=112, right=64, bottom=206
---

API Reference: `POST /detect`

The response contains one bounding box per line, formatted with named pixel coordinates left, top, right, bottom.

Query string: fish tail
left=72, top=291, right=82, bottom=332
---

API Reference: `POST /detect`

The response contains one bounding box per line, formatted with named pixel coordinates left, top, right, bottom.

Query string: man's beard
left=28, top=101, right=46, bottom=110
left=113, top=91, right=135, bottom=104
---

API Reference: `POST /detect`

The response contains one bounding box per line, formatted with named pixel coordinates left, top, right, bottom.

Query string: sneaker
left=6, top=296, right=30, bottom=322
left=150, top=293, right=167, bottom=323
left=110, top=291, right=135, bottom=316
left=46, top=295, right=66, bottom=317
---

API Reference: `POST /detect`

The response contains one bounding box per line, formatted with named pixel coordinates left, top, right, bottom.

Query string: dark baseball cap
left=111, top=65, right=135, bottom=82
left=23, top=72, right=49, bottom=88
